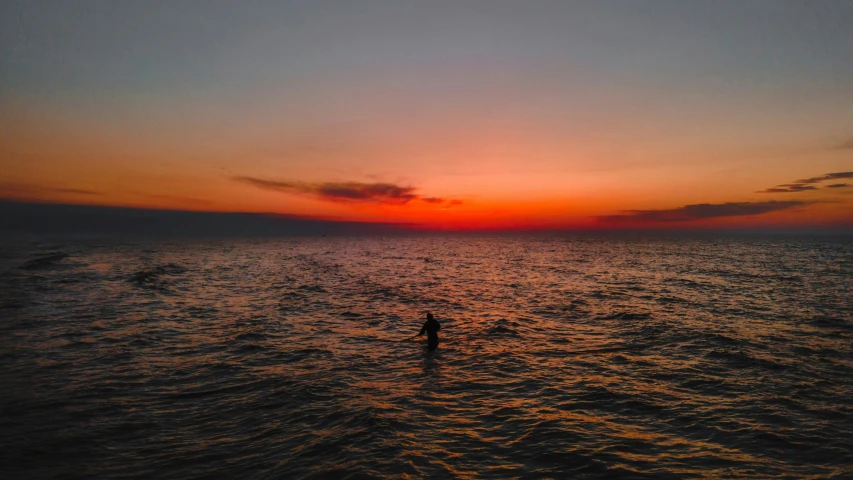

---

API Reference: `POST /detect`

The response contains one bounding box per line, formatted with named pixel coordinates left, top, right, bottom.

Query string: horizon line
left=1, top=200, right=852, bottom=236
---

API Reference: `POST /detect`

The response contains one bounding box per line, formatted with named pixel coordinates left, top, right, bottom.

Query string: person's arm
left=418, top=321, right=427, bottom=335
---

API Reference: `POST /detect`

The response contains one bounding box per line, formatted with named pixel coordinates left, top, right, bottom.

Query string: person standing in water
left=418, top=312, right=441, bottom=351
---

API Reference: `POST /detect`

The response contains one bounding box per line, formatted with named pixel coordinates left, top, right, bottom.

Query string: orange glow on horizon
left=1, top=93, right=851, bottom=232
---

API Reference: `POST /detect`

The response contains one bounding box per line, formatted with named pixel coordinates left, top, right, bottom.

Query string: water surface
left=1, top=235, right=851, bottom=478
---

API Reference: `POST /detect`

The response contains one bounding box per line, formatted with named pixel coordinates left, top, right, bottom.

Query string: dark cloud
left=793, top=172, right=853, bottom=184
left=757, top=171, right=853, bottom=193
left=0, top=201, right=410, bottom=237
left=825, top=183, right=850, bottom=189
left=758, top=184, right=817, bottom=193
left=597, top=201, right=807, bottom=223
left=315, top=182, right=417, bottom=204
left=233, top=176, right=461, bottom=207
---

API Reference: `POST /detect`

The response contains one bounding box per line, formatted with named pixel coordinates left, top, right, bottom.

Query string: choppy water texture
left=2, top=235, right=852, bottom=479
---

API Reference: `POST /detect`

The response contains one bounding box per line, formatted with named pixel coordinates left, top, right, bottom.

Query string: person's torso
left=425, top=319, right=440, bottom=335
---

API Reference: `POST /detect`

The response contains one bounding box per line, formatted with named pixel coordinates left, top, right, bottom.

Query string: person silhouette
left=418, top=312, right=441, bottom=351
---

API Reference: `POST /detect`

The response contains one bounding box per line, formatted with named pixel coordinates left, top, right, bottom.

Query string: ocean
left=1, top=234, right=851, bottom=479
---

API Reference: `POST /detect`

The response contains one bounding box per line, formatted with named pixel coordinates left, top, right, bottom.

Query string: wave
left=19, top=253, right=68, bottom=270
left=297, top=284, right=328, bottom=293
left=601, top=311, right=653, bottom=321
left=486, top=325, right=521, bottom=336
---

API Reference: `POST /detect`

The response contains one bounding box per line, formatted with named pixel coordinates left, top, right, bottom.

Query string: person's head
left=426, top=312, right=433, bottom=320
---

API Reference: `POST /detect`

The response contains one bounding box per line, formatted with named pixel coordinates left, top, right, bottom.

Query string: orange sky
left=2, top=2, right=852, bottom=230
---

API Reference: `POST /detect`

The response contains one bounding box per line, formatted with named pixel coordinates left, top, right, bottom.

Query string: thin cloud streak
left=0, top=182, right=103, bottom=197
left=233, top=176, right=460, bottom=207
left=825, top=183, right=850, bottom=189
left=835, top=139, right=853, bottom=150
left=133, top=193, right=214, bottom=205
left=53, top=187, right=102, bottom=195
left=793, top=172, right=853, bottom=184
left=760, top=185, right=817, bottom=193
left=597, top=201, right=808, bottom=223
left=757, top=171, right=853, bottom=193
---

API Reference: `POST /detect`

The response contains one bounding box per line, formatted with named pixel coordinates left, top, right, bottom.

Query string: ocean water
left=1, top=234, right=852, bottom=479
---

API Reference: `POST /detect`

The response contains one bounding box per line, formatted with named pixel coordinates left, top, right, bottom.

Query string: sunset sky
left=2, top=0, right=852, bottom=230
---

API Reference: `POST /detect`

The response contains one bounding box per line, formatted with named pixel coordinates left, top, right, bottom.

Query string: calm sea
left=1, top=234, right=852, bottom=479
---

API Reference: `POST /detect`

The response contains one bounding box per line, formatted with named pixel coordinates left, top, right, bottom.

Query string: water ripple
left=1, top=235, right=851, bottom=478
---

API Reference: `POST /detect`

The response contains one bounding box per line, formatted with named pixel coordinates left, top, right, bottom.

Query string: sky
left=2, top=0, right=852, bottom=230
